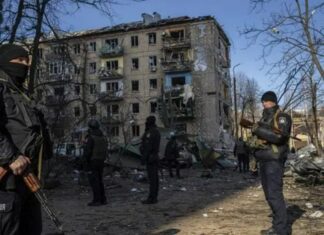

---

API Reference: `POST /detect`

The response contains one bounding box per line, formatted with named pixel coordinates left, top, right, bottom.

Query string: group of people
left=0, top=43, right=292, bottom=235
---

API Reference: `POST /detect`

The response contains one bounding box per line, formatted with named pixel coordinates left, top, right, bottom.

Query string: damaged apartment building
left=36, top=13, right=231, bottom=145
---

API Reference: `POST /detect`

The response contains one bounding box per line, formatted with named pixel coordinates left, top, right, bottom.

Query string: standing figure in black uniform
left=0, top=44, right=52, bottom=235
left=83, top=119, right=108, bottom=206
left=253, top=91, right=292, bottom=235
left=140, top=116, right=161, bottom=204
left=164, top=133, right=181, bottom=178
left=234, top=137, right=249, bottom=173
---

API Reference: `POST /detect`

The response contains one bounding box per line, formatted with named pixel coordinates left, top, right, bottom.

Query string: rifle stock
left=0, top=167, right=64, bottom=234
left=240, top=118, right=302, bottom=141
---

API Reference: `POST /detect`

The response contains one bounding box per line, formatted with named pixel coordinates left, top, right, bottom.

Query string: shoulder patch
left=279, top=116, right=287, bottom=124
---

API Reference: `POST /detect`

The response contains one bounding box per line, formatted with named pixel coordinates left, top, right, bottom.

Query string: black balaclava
left=0, top=44, right=29, bottom=85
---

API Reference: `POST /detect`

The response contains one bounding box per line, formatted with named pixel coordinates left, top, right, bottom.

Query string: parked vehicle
left=54, top=142, right=83, bottom=158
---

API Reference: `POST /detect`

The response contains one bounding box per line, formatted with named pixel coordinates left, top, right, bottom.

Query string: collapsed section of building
left=36, top=13, right=232, bottom=147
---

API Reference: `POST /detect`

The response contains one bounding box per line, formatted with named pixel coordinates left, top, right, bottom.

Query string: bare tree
left=243, top=0, right=323, bottom=155
left=236, top=72, right=260, bottom=137
left=0, top=0, right=144, bottom=93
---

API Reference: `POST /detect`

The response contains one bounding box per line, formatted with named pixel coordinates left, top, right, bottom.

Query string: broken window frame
left=148, top=32, right=156, bottom=45
left=105, top=38, right=119, bottom=49
left=169, top=29, right=185, bottom=41
left=171, top=76, right=186, bottom=86
left=149, top=56, right=157, bottom=71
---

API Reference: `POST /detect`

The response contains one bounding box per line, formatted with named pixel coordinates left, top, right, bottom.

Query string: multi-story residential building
left=37, top=13, right=232, bottom=146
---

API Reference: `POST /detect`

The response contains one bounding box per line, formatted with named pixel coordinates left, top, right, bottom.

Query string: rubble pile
left=287, top=144, right=324, bottom=185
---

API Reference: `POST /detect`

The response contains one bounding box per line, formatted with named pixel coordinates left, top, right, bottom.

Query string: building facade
left=37, top=14, right=232, bottom=146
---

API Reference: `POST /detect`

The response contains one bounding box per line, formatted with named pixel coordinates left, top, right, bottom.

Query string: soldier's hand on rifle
left=9, top=155, right=31, bottom=175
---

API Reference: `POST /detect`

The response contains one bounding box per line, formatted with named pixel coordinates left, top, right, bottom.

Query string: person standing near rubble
left=0, top=44, right=52, bottom=235
left=164, top=133, right=181, bottom=178
left=251, top=91, right=292, bottom=235
left=140, top=116, right=161, bottom=204
left=234, top=137, right=249, bottom=173
left=83, top=119, right=108, bottom=206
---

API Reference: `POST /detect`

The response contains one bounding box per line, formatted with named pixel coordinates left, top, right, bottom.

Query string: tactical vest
left=261, top=108, right=282, bottom=153
left=0, top=79, right=43, bottom=162
left=90, top=135, right=108, bottom=161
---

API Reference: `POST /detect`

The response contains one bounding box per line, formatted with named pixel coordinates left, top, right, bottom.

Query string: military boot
left=260, top=227, right=278, bottom=235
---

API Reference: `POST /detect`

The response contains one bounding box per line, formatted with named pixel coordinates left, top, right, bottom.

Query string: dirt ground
left=42, top=165, right=324, bottom=235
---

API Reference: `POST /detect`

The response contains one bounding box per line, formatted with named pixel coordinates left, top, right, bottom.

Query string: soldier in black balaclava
left=0, top=44, right=52, bottom=235
left=140, top=116, right=161, bottom=204
left=0, top=44, right=30, bottom=87
left=83, top=119, right=108, bottom=206
left=253, top=91, right=292, bottom=235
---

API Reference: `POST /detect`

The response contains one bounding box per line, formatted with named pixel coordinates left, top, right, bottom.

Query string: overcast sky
left=60, top=0, right=323, bottom=93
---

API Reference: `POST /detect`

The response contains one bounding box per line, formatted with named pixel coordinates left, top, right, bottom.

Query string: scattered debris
left=309, top=211, right=323, bottom=218
left=288, top=144, right=324, bottom=185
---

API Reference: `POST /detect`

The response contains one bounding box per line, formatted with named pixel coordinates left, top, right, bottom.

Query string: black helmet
left=146, top=115, right=156, bottom=125
left=88, top=119, right=100, bottom=129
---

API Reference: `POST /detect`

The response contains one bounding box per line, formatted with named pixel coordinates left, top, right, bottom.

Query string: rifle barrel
left=240, top=118, right=301, bottom=141
left=34, top=191, right=64, bottom=233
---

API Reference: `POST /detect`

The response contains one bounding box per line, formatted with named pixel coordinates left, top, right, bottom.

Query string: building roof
left=40, top=15, right=230, bottom=45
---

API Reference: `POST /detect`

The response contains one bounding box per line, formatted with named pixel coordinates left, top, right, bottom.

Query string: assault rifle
left=0, top=167, right=64, bottom=234
left=240, top=118, right=301, bottom=141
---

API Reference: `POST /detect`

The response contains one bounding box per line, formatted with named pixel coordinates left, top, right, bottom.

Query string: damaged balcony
left=99, top=45, right=124, bottom=58
left=162, top=36, right=191, bottom=49
left=98, top=68, right=123, bottom=80
left=163, top=85, right=195, bottom=120
left=98, top=90, right=123, bottom=102
left=160, top=59, right=193, bottom=73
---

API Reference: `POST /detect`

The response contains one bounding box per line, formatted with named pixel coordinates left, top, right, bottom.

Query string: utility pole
left=233, top=63, right=240, bottom=140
